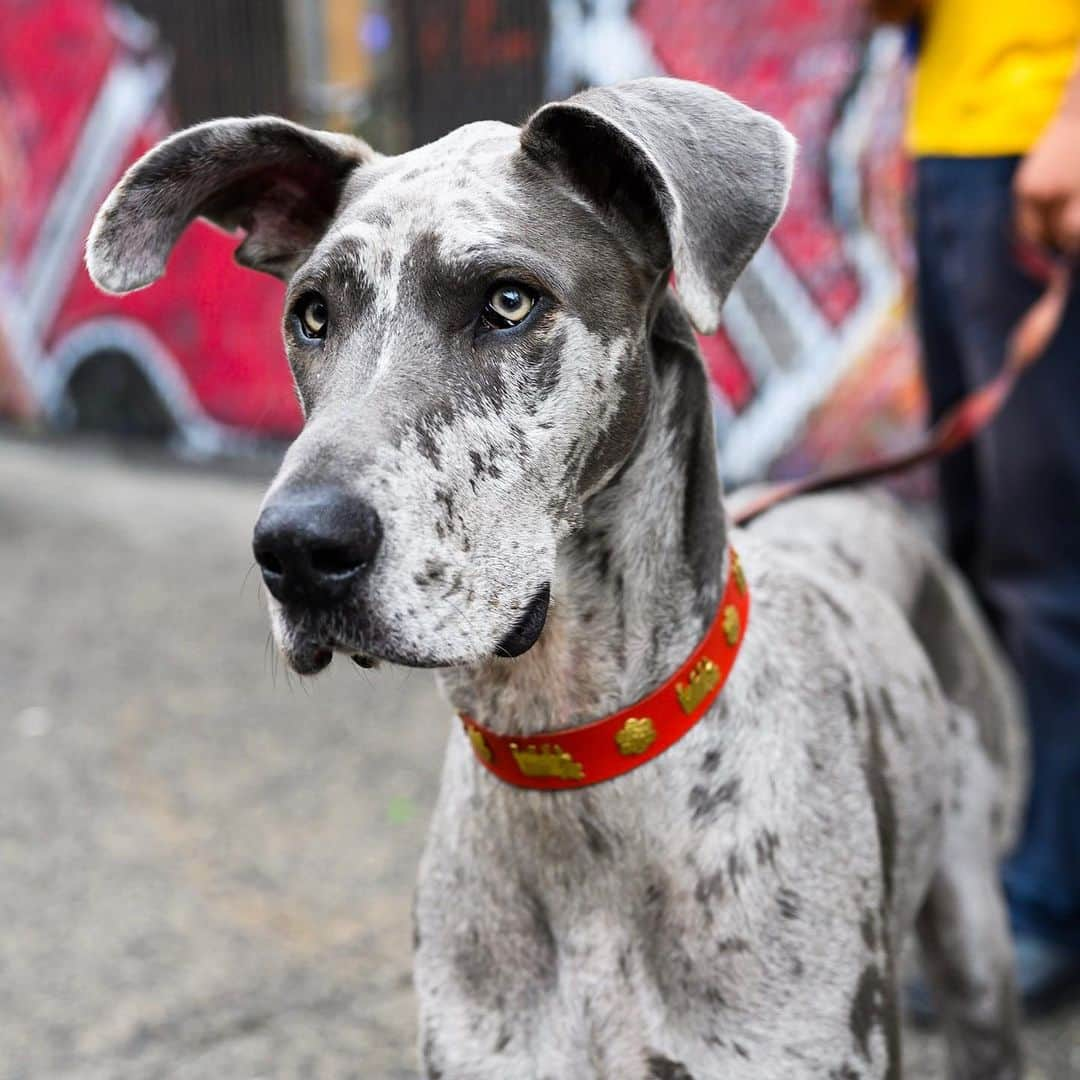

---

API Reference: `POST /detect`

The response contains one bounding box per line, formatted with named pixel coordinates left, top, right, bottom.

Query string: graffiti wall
left=401, top=0, right=548, bottom=145
left=1, top=0, right=925, bottom=485
left=0, top=0, right=300, bottom=452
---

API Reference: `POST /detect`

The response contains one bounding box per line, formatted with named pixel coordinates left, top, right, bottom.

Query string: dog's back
left=736, top=487, right=1028, bottom=1078
left=736, top=487, right=1027, bottom=854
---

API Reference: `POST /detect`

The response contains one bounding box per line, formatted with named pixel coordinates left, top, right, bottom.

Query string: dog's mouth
left=285, top=627, right=421, bottom=674
left=283, top=634, right=345, bottom=675
left=494, top=583, right=551, bottom=658
left=277, top=582, right=552, bottom=674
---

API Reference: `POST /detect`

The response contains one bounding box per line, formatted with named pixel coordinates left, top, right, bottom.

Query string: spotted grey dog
left=87, top=78, right=1026, bottom=1079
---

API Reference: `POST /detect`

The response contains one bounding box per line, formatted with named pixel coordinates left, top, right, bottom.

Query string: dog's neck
left=442, top=295, right=729, bottom=736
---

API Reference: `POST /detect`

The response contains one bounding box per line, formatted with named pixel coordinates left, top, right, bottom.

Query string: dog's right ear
left=86, top=117, right=378, bottom=294
left=521, top=78, right=794, bottom=334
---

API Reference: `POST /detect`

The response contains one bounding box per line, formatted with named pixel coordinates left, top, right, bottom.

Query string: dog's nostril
left=309, top=544, right=364, bottom=578
left=256, top=549, right=284, bottom=576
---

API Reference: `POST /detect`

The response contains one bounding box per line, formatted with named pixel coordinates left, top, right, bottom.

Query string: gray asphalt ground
left=2, top=435, right=1077, bottom=1079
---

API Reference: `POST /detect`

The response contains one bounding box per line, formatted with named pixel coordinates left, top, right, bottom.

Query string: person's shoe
left=1012, top=934, right=1080, bottom=1016
left=905, top=934, right=1080, bottom=1027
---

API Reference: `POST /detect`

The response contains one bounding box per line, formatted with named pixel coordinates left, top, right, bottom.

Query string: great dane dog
left=88, top=78, right=1027, bottom=1079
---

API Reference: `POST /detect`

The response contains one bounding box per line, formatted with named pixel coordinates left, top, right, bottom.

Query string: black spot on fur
left=694, top=871, right=725, bottom=907
left=414, top=558, right=447, bottom=587
left=716, top=936, right=750, bottom=954
left=650, top=622, right=665, bottom=668
left=522, top=887, right=558, bottom=982
left=648, top=1055, right=695, bottom=1079
left=508, top=421, right=528, bottom=456
left=468, top=448, right=504, bottom=481
left=829, top=540, right=864, bottom=576
left=422, top=1031, right=444, bottom=1079
left=777, top=887, right=800, bottom=920
left=452, top=925, right=496, bottom=1001
left=594, top=545, right=612, bottom=580
left=688, top=778, right=740, bottom=822
left=829, top=1065, right=860, bottom=1080
left=728, top=850, right=748, bottom=892
left=860, top=909, right=877, bottom=950
left=755, top=829, right=781, bottom=867
left=435, top=487, right=455, bottom=522
left=843, top=688, right=859, bottom=724
left=580, top=815, right=613, bottom=859
left=850, top=963, right=887, bottom=1062
left=814, top=585, right=854, bottom=626
left=528, top=325, right=564, bottom=407
left=701, top=749, right=722, bottom=773
left=644, top=880, right=666, bottom=910
left=864, top=693, right=898, bottom=904
left=416, top=423, right=442, bottom=469
left=878, top=686, right=905, bottom=741
left=613, top=577, right=628, bottom=670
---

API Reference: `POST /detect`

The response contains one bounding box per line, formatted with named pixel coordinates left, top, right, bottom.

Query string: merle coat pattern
left=87, top=78, right=1026, bottom=1079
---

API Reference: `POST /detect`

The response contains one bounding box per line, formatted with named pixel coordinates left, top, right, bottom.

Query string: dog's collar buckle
left=459, top=549, right=750, bottom=790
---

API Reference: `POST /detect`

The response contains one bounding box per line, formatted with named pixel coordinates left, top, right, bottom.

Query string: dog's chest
left=415, top=713, right=888, bottom=1078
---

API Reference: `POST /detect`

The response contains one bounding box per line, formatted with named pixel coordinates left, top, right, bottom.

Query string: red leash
left=732, top=264, right=1071, bottom=526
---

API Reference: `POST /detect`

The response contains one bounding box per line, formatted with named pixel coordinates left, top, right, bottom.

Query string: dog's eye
left=295, top=293, right=329, bottom=340
left=482, top=283, right=536, bottom=329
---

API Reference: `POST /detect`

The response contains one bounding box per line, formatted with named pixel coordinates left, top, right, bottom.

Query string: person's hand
left=1015, top=114, right=1080, bottom=255
left=867, top=0, right=922, bottom=24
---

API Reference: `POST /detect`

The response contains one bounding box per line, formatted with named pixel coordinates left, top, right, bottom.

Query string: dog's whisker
left=264, top=630, right=279, bottom=688
left=240, top=560, right=258, bottom=597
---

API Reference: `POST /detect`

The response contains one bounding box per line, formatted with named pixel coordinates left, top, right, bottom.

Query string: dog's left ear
left=86, top=117, right=377, bottom=294
left=521, top=78, right=795, bottom=334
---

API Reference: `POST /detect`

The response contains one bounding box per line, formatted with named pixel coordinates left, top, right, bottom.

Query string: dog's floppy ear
left=521, top=78, right=795, bottom=334
left=86, top=117, right=378, bottom=294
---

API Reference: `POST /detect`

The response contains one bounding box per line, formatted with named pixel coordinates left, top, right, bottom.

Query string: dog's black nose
left=252, top=485, right=382, bottom=607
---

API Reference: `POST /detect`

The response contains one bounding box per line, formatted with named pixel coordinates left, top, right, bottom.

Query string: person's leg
left=924, top=156, right=1080, bottom=975
left=914, top=158, right=981, bottom=579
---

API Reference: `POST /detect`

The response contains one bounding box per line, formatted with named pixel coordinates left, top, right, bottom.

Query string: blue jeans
left=916, top=156, right=1080, bottom=952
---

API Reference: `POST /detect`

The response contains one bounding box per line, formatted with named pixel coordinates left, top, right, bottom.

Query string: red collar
left=459, top=549, right=750, bottom=790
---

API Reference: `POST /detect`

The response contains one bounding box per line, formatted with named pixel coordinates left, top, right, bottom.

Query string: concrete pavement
left=1, top=436, right=1076, bottom=1078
